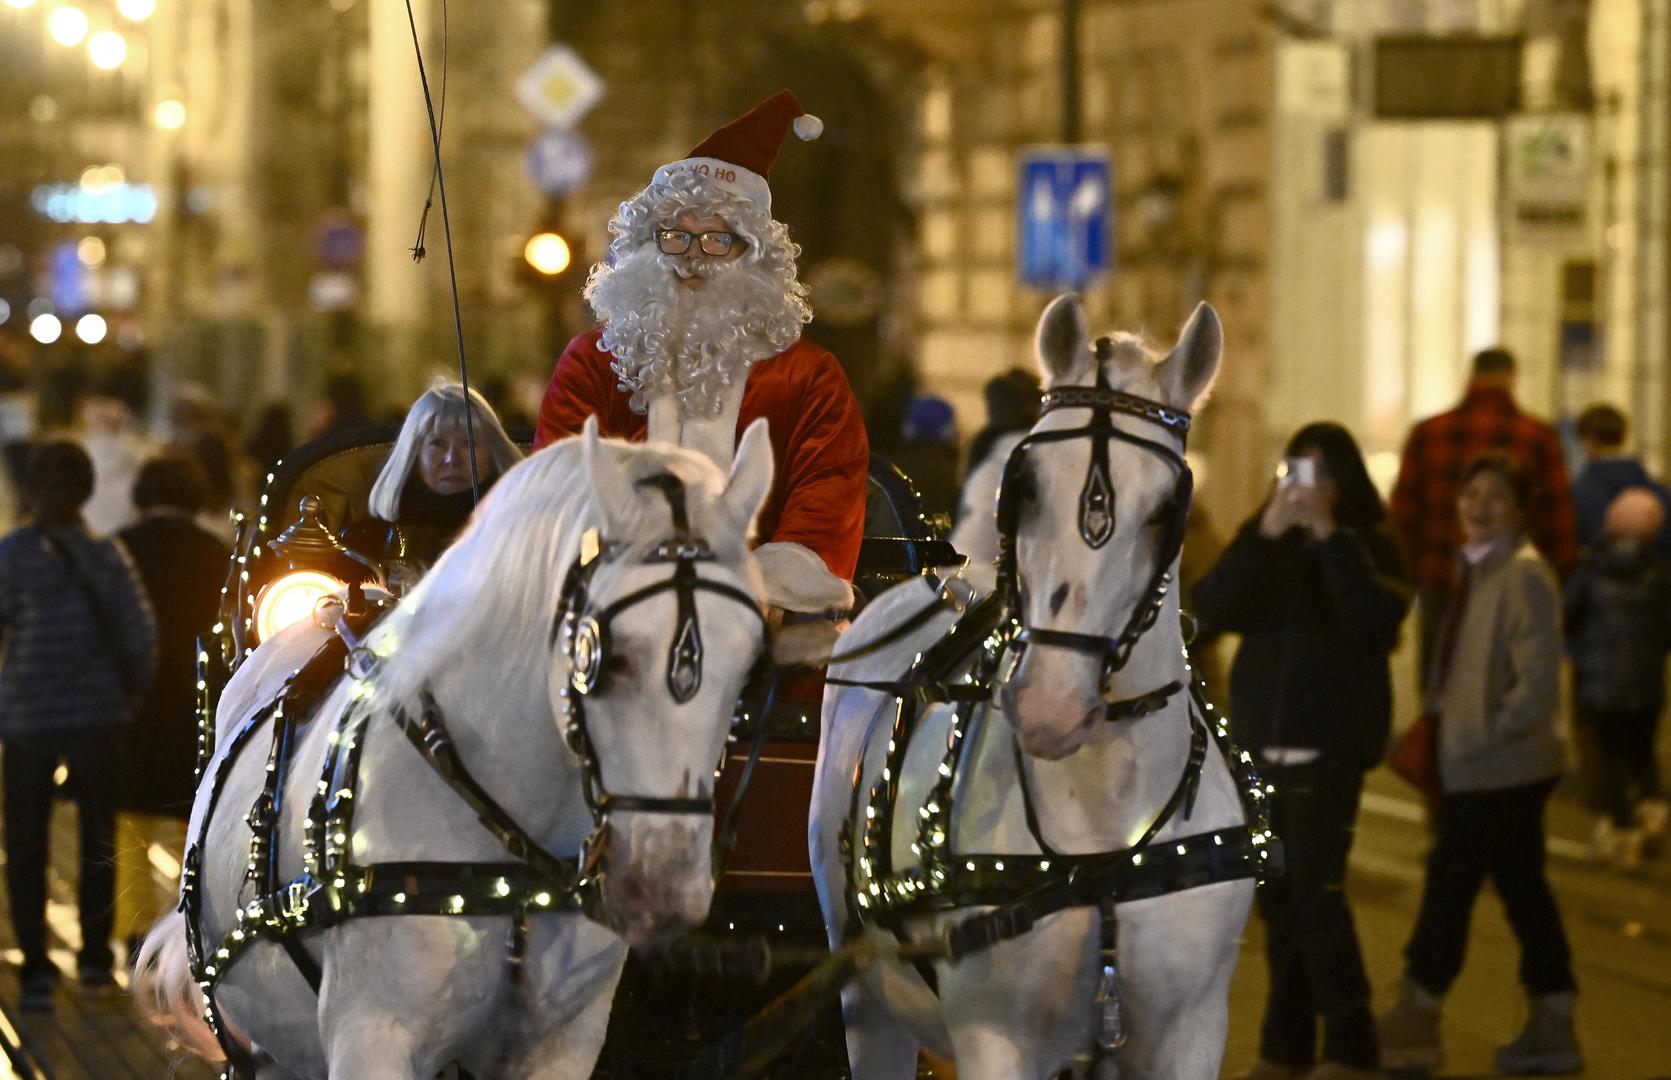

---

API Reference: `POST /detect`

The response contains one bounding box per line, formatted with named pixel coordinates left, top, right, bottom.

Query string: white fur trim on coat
left=755, top=541, right=854, bottom=613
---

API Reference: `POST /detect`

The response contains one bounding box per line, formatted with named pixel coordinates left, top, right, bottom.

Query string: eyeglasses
left=655, top=228, right=744, bottom=257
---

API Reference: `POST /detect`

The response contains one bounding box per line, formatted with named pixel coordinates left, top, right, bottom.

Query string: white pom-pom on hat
left=792, top=113, right=824, bottom=141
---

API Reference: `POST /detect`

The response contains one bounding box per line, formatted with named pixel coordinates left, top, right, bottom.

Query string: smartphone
left=1278, top=457, right=1316, bottom=488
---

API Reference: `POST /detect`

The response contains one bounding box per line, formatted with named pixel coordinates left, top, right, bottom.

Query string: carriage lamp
left=252, top=495, right=378, bottom=643
left=254, top=571, right=345, bottom=643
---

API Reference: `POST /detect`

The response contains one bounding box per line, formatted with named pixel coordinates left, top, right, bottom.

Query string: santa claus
left=535, top=91, right=868, bottom=621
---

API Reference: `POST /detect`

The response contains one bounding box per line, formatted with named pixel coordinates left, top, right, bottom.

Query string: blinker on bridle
left=996, top=336, right=1194, bottom=680
left=549, top=472, right=765, bottom=823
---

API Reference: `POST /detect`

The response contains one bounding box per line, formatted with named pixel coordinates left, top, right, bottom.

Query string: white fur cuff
left=755, top=541, right=855, bottom=613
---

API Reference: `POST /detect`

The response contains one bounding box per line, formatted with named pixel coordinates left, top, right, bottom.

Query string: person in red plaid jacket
left=1391, top=348, right=1578, bottom=672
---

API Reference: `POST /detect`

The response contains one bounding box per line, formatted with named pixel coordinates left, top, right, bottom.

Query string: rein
left=836, top=356, right=1279, bottom=1065
left=180, top=472, right=766, bottom=1079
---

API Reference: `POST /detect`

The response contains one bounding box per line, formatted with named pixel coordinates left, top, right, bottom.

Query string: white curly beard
left=588, top=247, right=806, bottom=418
left=583, top=173, right=812, bottom=420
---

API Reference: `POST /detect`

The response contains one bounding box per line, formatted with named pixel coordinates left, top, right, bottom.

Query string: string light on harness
left=180, top=471, right=766, bottom=1079
left=836, top=351, right=1281, bottom=1070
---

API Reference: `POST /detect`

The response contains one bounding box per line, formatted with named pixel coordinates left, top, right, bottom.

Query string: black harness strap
left=184, top=474, right=770, bottom=1065
left=389, top=691, right=583, bottom=887
left=839, top=362, right=1281, bottom=1070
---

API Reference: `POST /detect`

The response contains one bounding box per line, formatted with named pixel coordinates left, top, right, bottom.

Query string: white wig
left=367, top=378, right=523, bottom=521
left=583, top=169, right=812, bottom=417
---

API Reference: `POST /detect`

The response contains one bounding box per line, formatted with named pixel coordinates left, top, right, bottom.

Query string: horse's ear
left=1156, top=301, right=1222, bottom=411
left=721, top=417, right=775, bottom=533
left=1035, top=293, right=1092, bottom=386
left=582, top=416, right=636, bottom=531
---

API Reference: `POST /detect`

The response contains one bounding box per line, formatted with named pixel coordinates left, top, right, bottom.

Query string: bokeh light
left=79, top=164, right=125, bottom=190
left=75, top=313, right=108, bottom=345
left=0, top=299, right=11, bottom=326
left=87, top=30, right=127, bottom=69
left=29, top=313, right=63, bottom=344
left=2, top=0, right=40, bottom=11
left=116, top=0, right=155, bottom=19
left=524, top=232, right=572, bottom=276
left=154, top=99, right=186, bottom=130
left=77, top=236, right=106, bottom=266
left=47, top=6, right=88, bottom=47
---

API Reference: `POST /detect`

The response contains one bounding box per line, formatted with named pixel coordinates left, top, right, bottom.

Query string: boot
left=1377, top=977, right=1442, bottom=1072
left=1493, top=992, right=1582, bottom=1075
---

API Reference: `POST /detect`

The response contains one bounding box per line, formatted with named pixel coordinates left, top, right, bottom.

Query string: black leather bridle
left=995, top=339, right=1195, bottom=686
left=550, top=473, right=766, bottom=845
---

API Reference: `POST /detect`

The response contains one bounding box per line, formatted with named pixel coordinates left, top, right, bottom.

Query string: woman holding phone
left=1196, top=422, right=1412, bottom=1080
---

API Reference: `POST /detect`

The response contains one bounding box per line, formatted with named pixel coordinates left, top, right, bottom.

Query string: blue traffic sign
left=1018, top=149, right=1113, bottom=290
left=527, top=128, right=595, bottom=198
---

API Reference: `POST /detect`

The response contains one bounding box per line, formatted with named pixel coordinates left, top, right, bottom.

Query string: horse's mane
left=367, top=435, right=759, bottom=713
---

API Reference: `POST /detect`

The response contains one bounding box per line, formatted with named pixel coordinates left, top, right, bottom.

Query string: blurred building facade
left=2, top=0, right=1667, bottom=532
left=853, top=0, right=1669, bottom=524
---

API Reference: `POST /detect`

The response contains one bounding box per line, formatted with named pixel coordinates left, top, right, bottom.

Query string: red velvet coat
left=534, top=328, right=870, bottom=580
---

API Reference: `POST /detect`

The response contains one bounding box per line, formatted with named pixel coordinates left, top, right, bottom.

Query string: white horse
left=811, top=295, right=1260, bottom=1080
left=137, top=418, right=775, bottom=1079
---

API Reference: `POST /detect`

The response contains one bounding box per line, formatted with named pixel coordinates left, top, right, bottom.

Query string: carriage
left=192, top=422, right=960, bottom=1078
left=158, top=298, right=1276, bottom=1080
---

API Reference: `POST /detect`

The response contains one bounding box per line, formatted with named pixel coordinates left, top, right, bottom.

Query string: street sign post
left=527, top=128, right=595, bottom=197
left=516, top=46, right=603, bottom=130
left=1018, top=149, right=1114, bottom=291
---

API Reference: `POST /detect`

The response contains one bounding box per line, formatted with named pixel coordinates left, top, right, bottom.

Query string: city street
left=1, top=765, right=1667, bottom=1079
left=1221, top=770, right=1671, bottom=1080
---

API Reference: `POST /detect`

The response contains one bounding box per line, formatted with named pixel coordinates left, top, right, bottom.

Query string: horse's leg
left=318, top=919, right=501, bottom=1080
left=319, top=1013, right=425, bottom=1079
left=1114, top=879, right=1252, bottom=1080
left=946, top=1023, right=1051, bottom=1080
left=840, top=977, right=921, bottom=1080
left=502, top=977, right=615, bottom=1080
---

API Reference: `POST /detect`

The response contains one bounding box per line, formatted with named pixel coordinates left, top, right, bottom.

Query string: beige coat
left=1428, top=536, right=1566, bottom=793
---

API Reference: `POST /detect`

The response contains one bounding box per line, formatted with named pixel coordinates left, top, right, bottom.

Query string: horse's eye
left=606, top=654, right=633, bottom=679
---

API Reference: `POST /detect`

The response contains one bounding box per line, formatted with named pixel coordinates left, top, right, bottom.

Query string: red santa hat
left=650, top=90, right=823, bottom=216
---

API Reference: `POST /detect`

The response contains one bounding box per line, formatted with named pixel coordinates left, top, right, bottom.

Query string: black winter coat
left=1564, top=537, right=1671, bottom=714
left=116, top=512, right=229, bottom=817
left=1193, top=521, right=1411, bottom=770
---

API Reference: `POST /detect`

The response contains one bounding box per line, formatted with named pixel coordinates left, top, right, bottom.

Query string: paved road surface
left=1219, top=769, right=1671, bottom=1080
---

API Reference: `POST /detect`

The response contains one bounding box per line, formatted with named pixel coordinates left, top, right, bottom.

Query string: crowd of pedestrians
left=0, top=366, right=541, bottom=1013
left=0, top=359, right=309, bottom=1012
left=0, top=332, right=1666, bottom=1074
left=1211, top=346, right=1671, bottom=1080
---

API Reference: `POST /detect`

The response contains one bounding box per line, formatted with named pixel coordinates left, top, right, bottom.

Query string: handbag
left=1389, top=710, right=1441, bottom=799
left=38, top=528, right=141, bottom=708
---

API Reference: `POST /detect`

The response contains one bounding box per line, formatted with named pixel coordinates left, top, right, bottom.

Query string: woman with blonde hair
left=343, top=380, right=522, bottom=578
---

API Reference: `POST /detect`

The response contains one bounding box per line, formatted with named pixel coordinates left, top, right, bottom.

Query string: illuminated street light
left=524, top=232, right=572, bottom=276
left=75, top=314, right=107, bottom=345
left=30, top=313, right=63, bottom=344
left=116, top=0, right=154, bottom=19
left=87, top=29, right=127, bottom=69
left=80, top=164, right=124, bottom=190
left=154, top=99, right=186, bottom=130
left=77, top=236, right=106, bottom=266
left=47, top=6, right=88, bottom=47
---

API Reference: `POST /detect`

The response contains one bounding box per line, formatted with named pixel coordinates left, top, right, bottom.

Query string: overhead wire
left=402, top=0, right=480, bottom=504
